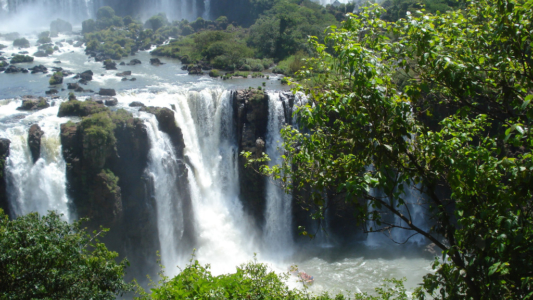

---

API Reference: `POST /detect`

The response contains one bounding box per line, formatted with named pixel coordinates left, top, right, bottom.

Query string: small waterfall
left=143, top=113, right=186, bottom=273
left=263, top=92, right=294, bottom=258
left=191, top=0, right=197, bottom=20
left=391, top=184, right=428, bottom=245
left=202, top=0, right=209, bottom=19
left=2, top=109, right=71, bottom=221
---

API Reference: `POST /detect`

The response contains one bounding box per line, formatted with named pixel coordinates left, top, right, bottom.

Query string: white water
left=263, top=92, right=294, bottom=259
left=203, top=0, right=210, bottom=19
left=160, top=89, right=257, bottom=276
left=143, top=113, right=186, bottom=273
left=1, top=100, right=71, bottom=221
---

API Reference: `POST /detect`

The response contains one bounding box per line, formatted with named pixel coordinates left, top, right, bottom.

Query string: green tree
left=0, top=209, right=133, bottom=299
left=247, top=0, right=533, bottom=299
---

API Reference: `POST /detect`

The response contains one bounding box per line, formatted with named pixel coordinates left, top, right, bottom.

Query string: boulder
left=53, top=60, right=61, bottom=64
left=45, top=89, right=59, bottom=95
left=67, top=82, right=80, bottom=90
left=130, top=78, right=137, bottom=81
left=119, top=61, right=125, bottom=66
left=17, top=96, right=50, bottom=111
left=99, top=88, right=116, bottom=96
left=129, top=101, right=145, bottom=107
left=127, top=59, right=142, bottom=65
left=33, top=51, right=48, bottom=57
left=149, top=58, right=163, bottom=66
left=30, top=65, right=48, bottom=74
left=79, top=70, right=93, bottom=81
left=28, top=124, right=44, bottom=163
left=115, top=71, right=131, bottom=77
left=105, top=98, right=118, bottom=106
left=121, top=77, right=128, bottom=81
left=4, top=65, right=22, bottom=73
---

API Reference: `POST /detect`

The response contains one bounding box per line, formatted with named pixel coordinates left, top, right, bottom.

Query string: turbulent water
left=0, top=31, right=433, bottom=295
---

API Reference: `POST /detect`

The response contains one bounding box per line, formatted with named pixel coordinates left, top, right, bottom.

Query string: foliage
left=0, top=209, right=133, bottom=299
left=10, top=54, right=33, bottom=64
left=82, top=19, right=96, bottom=34
left=12, top=38, right=29, bottom=48
left=49, top=71, right=63, bottom=85
left=145, top=14, right=169, bottom=31
left=245, top=1, right=533, bottom=299
left=57, top=99, right=109, bottom=117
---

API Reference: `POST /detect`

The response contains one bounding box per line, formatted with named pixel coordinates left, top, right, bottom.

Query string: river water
left=0, top=32, right=433, bottom=297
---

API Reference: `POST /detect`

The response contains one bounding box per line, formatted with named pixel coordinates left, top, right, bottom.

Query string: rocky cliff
left=0, top=138, right=10, bottom=217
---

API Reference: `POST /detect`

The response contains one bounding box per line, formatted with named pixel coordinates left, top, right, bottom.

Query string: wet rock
left=28, top=124, right=44, bottom=164
left=33, top=51, right=48, bottom=57
left=79, top=70, right=93, bottom=81
left=30, top=65, right=48, bottom=74
left=130, top=78, right=136, bottom=81
left=116, top=71, right=131, bottom=77
left=139, top=106, right=184, bottom=158
left=0, top=138, right=11, bottom=217
left=45, top=89, right=59, bottom=95
left=17, top=96, right=50, bottom=111
left=129, top=101, right=145, bottom=107
left=67, top=82, right=80, bottom=90
left=105, top=98, right=118, bottom=106
left=119, top=61, right=125, bottom=66
left=53, top=60, right=61, bottom=63
left=149, top=58, right=163, bottom=66
left=4, top=65, right=22, bottom=73
left=73, top=41, right=83, bottom=47
left=99, top=88, right=116, bottom=96
left=121, top=77, right=128, bottom=81
left=127, top=59, right=142, bottom=65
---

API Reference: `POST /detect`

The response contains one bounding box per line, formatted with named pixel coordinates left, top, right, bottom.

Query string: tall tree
left=246, top=0, right=533, bottom=298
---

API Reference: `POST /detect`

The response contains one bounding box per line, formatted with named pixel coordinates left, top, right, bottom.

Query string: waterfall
left=2, top=107, right=71, bottom=221
left=143, top=113, right=186, bottom=273
left=2, top=0, right=94, bottom=27
left=158, top=89, right=257, bottom=275
left=202, top=0, right=209, bottom=20
left=263, top=92, right=294, bottom=258
left=191, top=0, right=197, bottom=20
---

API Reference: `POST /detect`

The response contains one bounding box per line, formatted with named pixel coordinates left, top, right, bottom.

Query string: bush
left=97, top=6, right=115, bottom=20
left=57, top=99, right=109, bottom=117
left=209, top=69, right=221, bottom=77
left=0, top=210, right=133, bottom=299
left=82, top=19, right=96, bottom=34
left=12, top=38, right=29, bottom=48
left=10, top=54, right=33, bottom=64
left=49, top=72, right=63, bottom=85
left=145, top=14, right=168, bottom=31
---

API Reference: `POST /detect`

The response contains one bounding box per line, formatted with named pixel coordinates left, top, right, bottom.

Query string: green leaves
left=0, top=210, right=133, bottom=299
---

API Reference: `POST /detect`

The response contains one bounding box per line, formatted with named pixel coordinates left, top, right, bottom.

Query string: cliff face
left=234, top=89, right=269, bottom=229
left=0, top=138, right=11, bottom=217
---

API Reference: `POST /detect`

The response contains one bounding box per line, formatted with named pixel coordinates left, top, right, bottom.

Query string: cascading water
left=2, top=103, right=71, bottom=221
left=168, top=89, right=257, bottom=275
left=202, top=0, right=210, bottom=19
left=143, top=113, right=186, bottom=273
left=263, top=91, right=294, bottom=258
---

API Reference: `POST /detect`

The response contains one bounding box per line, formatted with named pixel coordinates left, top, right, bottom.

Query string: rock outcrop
left=28, top=124, right=44, bottom=164
left=233, top=89, right=269, bottom=228
left=0, top=138, right=10, bottom=217
left=17, top=96, right=50, bottom=111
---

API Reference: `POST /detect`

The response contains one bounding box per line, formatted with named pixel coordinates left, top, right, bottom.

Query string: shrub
left=12, top=38, right=29, bottom=48
left=82, top=19, right=96, bottom=34
left=49, top=72, right=63, bottom=85
left=50, top=18, right=72, bottom=33
left=97, top=6, right=115, bottom=20
left=57, top=99, right=109, bottom=117
left=209, top=69, right=220, bottom=77
left=10, top=54, right=33, bottom=64
left=0, top=210, right=134, bottom=299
